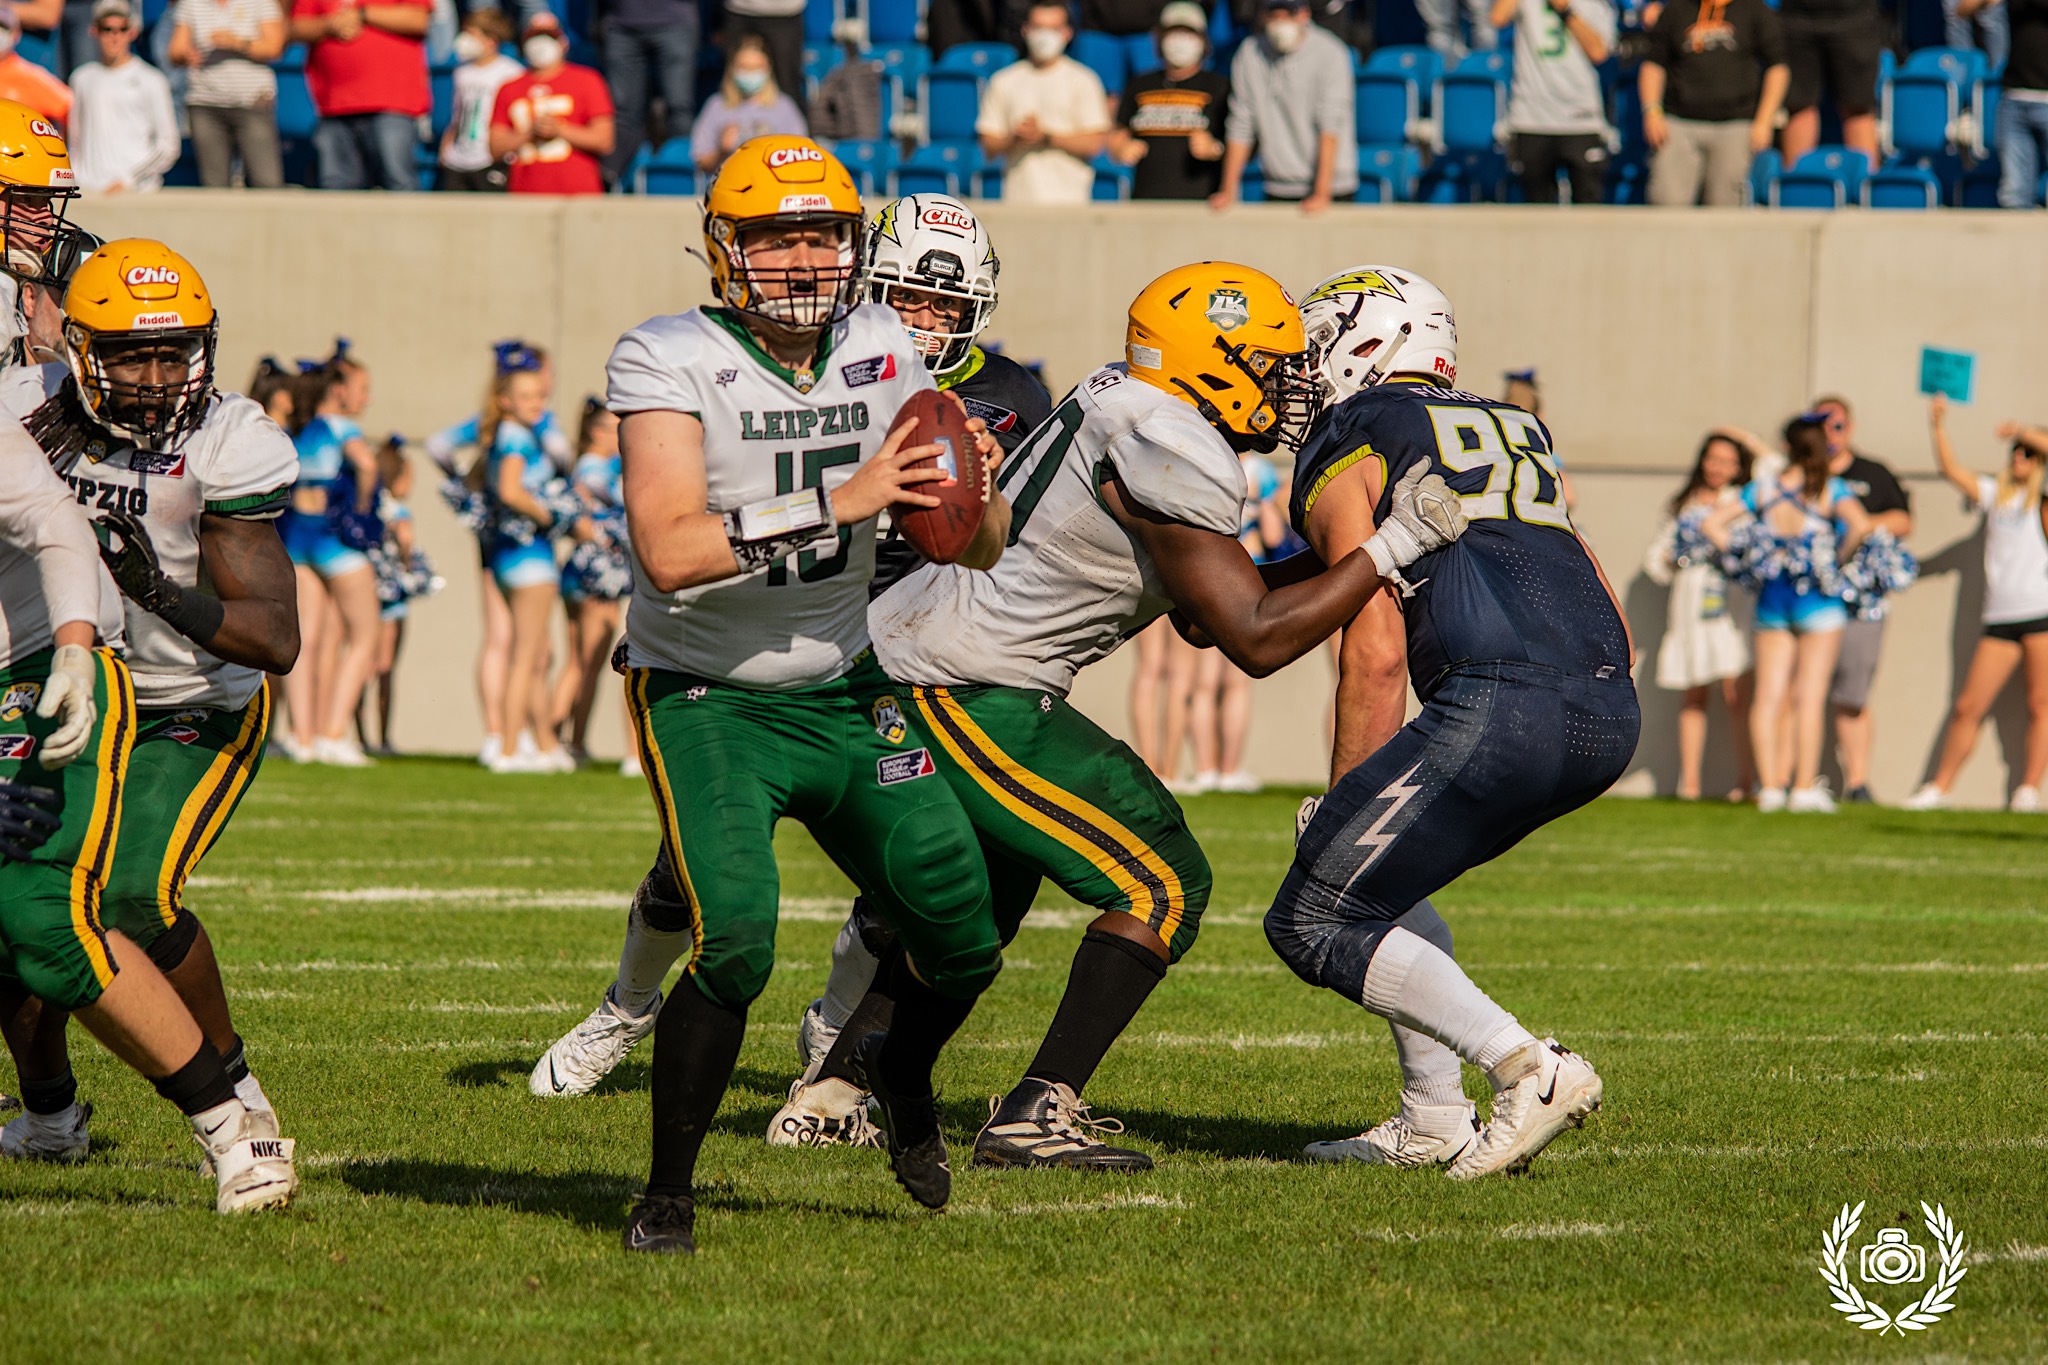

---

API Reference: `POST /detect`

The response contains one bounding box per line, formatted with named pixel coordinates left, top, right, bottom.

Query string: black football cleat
left=622, top=1193, right=696, bottom=1254
left=849, top=1032, right=951, bottom=1210
left=972, top=1078, right=1154, bottom=1171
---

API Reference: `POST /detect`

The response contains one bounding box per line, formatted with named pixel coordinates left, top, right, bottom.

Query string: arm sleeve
left=0, top=428, right=104, bottom=633
left=1584, top=0, right=1618, bottom=48
left=1646, top=7, right=1678, bottom=67
left=606, top=322, right=702, bottom=417
left=1313, top=42, right=1352, bottom=135
left=141, top=72, right=184, bottom=183
left=1224, top=50, right=1256, bottom=145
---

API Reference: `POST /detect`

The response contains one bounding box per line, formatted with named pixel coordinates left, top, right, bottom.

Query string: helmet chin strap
left=1361, top=322, right=1413, bottom=389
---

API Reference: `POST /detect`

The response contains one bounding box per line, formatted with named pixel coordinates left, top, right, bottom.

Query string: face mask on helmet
left=69, top=326, right=216, bottom=449
left=726, top=218, right=861, bottom=329
left=0, top=187, right=77, bottom=286
left=1179, top=336, right=1324, bottom=454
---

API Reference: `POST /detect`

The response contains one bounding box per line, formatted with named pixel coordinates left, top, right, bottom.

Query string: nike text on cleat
left=1447, top=1039, right=1601, bottom=1181
left=0, top=1100, right=92, bottom=1164
left=848, top=1032, right=951, bottom=1210
left=529, top=988, right=662, bottom=1097
left=972, top=1079, right=1154, bottom=1171
left=622, top=1193, right=696, bottom=1254
left=1302, top=1100, right=1479, bottom=1167
left=766, top=1077, right=881, bottom=1149
left=207, top=1126, right=299, bottom=1213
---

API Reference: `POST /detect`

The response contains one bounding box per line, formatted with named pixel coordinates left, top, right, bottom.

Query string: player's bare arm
left=194, top=513, right=301, bottom=673
left=1302, top=459, right=1410, bottom=779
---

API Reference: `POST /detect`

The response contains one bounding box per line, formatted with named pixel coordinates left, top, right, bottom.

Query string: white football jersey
left=0, top=401, right=124, bottom=667
left=872, top=364, right=1243, bottom=695
left=1, top=363, right=297, bottom=710
left=606, top=303, right=934, bottom=689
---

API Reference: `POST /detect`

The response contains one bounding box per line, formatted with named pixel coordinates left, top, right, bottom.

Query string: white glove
left=36, top=644, right=97, bottom=770
left=1363, top=463, right=1469, bottom=581
left=1295, top=795, right=1321, bottom=845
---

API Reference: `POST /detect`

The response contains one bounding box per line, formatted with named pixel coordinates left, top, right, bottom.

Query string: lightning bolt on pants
left=1265, top=661, right=1640, bottom=1002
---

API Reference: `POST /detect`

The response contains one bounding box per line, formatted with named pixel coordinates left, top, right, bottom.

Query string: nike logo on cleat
left=548, top=1060, right=567, bottom=1094
left=1537, top=1073, right=1558, bottom=1105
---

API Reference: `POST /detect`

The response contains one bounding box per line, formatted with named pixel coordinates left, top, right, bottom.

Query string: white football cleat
left=530, top=988, right=661, bottom=1097
left=2011, top=785, right=2042, bottom=813
left=766, top=1077, right=880, bottom=1148
left=1787, top=784, right=1837, bottom=813
left=1302, top=1100, right=1479, bottom=1167
left=1448, top=1040, right=1601, bottom=1181
left=795, top=997, right=839, bottom=1077
left=1, top=1101, right=91, bottom=1163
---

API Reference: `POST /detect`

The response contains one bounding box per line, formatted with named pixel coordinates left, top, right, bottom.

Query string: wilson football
left=889, top=388, right=987, bottom=565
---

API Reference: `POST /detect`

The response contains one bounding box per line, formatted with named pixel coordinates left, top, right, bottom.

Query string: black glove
left=0, top=777, right=60, bottom=862
left=94, top=507, right=173, bottom=612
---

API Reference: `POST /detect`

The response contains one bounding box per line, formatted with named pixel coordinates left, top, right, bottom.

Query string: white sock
left=233, top=1072, right=273, bottom=1116
left=818, top=913, right=881, bottom=1031
left=1391, top=1020, right=1468, bottom=1110
left=1361, top=927, right=1536, bottom=1073
left=27, top=1102, right=84, bottom=1135
left=612, top=909, right=687, bottom=1015
left=188, top=1097, right=246, bottom=1153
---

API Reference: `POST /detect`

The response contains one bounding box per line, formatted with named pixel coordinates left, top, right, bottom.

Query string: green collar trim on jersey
left=706, top=307, right=838, bottom=393
left=935, top=346, right=986, bottom=393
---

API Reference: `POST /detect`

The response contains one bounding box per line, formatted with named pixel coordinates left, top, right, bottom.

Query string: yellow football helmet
left=1126, top=262, right=1322, bottom=452
left=0, top=99, right=78, bottom=285
left=701, top=135, right=864, bottom=331
left=63, top=239, right=218, bottom=448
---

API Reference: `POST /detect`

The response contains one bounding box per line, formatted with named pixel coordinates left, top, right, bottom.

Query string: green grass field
left=5, top=759, right=2046, bottom=1362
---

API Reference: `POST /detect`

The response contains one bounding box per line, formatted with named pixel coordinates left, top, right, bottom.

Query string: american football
left=889, top=387, right=986, bottom=563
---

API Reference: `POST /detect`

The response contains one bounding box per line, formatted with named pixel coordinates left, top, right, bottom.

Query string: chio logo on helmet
left=28, top=119, right=60, bottom=139
left=125, top=265, right=181, bottom=286
left=918, top=206, right=976, bottom=233
left=765, top=146, right=825, bottom=168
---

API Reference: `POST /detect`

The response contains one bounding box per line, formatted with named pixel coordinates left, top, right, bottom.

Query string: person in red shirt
left=0, top=5, right=72, bottom=127
left=288, top=0, right=429, bottom=190
left=488, top=13, right=614, bottom=195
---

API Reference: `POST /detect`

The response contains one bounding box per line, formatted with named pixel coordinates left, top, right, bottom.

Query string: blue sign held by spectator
left=1919, top=347, right=1975, bottom=404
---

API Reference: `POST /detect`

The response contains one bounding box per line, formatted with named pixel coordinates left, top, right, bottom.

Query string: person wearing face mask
left=0, top=6, right=74, bottom=127
left=689, top=36, right=804, bottom=173
left=168, top=0, right=287, bottom=188
left=1110, top=1, right=1229, bottom=200
left=977, top=0, right=1111, bottom=205
left=1212, top=0, right=1356, bottom=212
left=487, top=12, right=615, bottom=194
left=287, top=0, right=432, bottom=191
left=437, top=7, right=519, bottom=191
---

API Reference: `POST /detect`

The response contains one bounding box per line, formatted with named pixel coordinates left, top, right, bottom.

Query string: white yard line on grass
left=952, top=1193, right=1189, bottom=1217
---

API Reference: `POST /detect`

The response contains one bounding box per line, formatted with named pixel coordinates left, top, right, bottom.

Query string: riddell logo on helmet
left=919, top=205, right=976, bottom=233
left=1434, top=356, right=1455, bottom=379
left=126, top=265, right=181, bottom=286
left=765, top=146, right=825, bottom=168
left=777, top=194, right=834, bottom=212
left=130, top=311, right=186, bottom=328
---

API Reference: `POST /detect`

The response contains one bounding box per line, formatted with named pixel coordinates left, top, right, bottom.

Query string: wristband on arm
left=722, top=487, right=838, bottom=572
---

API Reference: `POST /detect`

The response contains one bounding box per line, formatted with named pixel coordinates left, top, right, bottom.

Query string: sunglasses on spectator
left=97, top=19, right=130, bottom=31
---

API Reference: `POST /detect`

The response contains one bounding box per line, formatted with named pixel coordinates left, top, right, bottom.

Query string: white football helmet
left=863, top=194, right=998, bottom=376
left=1299, top=265, right=1458, bottom=405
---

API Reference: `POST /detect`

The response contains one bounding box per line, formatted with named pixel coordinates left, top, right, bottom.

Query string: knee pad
left=850, top=895, right=898, bottom=958
left=632, top=843, right=694, bottom=935
left=691, top=918, right=779, bottom=1008
left=145, top=909, right=202, bottom=974
left=13, top=943, right=106, bottom=1014
left=1264, top=886, right=1400, bottom=999
left=1393, top=898, right=1452, bottom=959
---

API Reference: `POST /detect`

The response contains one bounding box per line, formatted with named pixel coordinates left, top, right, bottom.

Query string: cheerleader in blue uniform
left=551, top=399, right=634, bottom=772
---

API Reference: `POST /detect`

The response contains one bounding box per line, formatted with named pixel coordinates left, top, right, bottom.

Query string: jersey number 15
left=1426, top=405, right=1572, bottom=532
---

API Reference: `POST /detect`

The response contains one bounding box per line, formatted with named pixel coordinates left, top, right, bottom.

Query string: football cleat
left=848, top=1032, right=951, bottom=1209
left=195, top=1106, right=298, bottom=1213
left=1447, top=1039, right=1601, bottom=1181
left=972, top=1079, right=1154, bottom=1171
left=0, top=1100, right=92, bottom=1164
left=766, top=1077, right=881, bottom=1149
left=530, top=988, right=661, bottom=1097
left=622, top=1193, right=696, bottom=1254
left=1302, top=1099, right=1479, bottom=1167
left=795, top=996, right=839, bottom=1076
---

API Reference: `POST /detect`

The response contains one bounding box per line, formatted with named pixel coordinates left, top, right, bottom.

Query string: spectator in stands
left=809, top=20, right=883, bottom=142
left=437, top=7, right=519, bottom=190
left=67, top=0, right=176, bottom=191
left=1774, top=0, right=1880, bottom=167
left=1948, top=0, right=2008, bottom=72
left=1110, top=0, right=1229, bottom=200
left=978, top=1, right=1111, bottom=204
left=1496, top=0, right=1615, bottom=204
left=1212, top=0, right=1356, bottom=211
left=1645, top=430, right=1756, bottom=801
left=1973, top=0, right=2048, bottom=209
left=690, top=35, right=804, bottom=173
left=489, top=12, right=613, bottom=193
left=1906, top=400, right=2048, bottom=812
left=1640, top=0, right=1787, bottom=207
left=722, top=0, right=804, bottom=118
left=1419, top=0, right=1497, bottom=61
left=0, top=5, right=72, bottom=125
left=602, top=0, right=697, bottom=181
left=170, top=0, right=286, bottom=188
left=289, top=0, right=431, bottom=191
left=1814, top=394, right=1909, bottom=803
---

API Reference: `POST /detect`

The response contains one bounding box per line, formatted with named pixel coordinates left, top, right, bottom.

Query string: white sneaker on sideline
left=478, top=734, right=503, bottom=768
left=1904, top=783, right=1949, bottom=811
left=766, top=1077, right=880, bottom=1148
left=619, top=753, right=643, bottom=779
left=2010, top=785, right=2041, bottom=813
left=1303, top=1100, right=1478, bottom=1167
left=1787, top=784, right=1837, bottom=813
left=1, top=1101, right=91, bottom=1163
left=1448, top=1040, right=1601, bottom=1181
left=1216, top=770, right=1263, bottom=794
left=1756, top=787, right=1788, bottom=813
left=310, top=736, right=373, bottom=768
left=536, top=746, right=576, bottom=774
left=530, top=988, right=661, bottom=1096
left=795, top=997, right=839, bottom=1077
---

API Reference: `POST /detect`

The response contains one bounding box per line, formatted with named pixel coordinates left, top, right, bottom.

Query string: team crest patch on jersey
left=872, top=695, right=908, bottom=745
left=164, top=725, right=202, bottom=745
left=0, top=734, right=36, bottom=760
left=958, top=396, right=1017, bottom=432
left=0, top=682, right=41, bottom=721
left=877, top=748, right=936, bottom=785
left=128, top=450, right=186, bottom=477
left=841, top=355, right=898, bottom=388
left=716, top=369, right=739, bottom=386
left=1205, top=288, right=1251, bottom=333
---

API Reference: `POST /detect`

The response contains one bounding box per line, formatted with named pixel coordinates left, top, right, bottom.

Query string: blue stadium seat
left=430, top=63, right=457, bottom=140
left=920, top=68, right=983, bottom=143
left=1768, top=147, right=1869, bottom=208
left=934, top=41, right=1016, bottom=76
left=162, top=141, right=201, bottom=188
left=415, top=142, right=438, bottom=191
left=975, top=162, right=1003, bottom=198
left=1883, top=72, right=1958, bottom=157
left=834, top=138, right=900, bottom=193
left=1355, top=73, right=1419, bottom=146
left=1974, top=81, right=2001, bottom=156
left=1072, top=29, right=1126, bottom=93
left=1357, top=142, right=1422, bottom=202
left=1958, top=155, right=2002, bottom=206
left=1124, top=31, right=1161, bottom=78
left=1901, top=44, right=1989, bottom=92
left=807, top=0, right=842, bottom=45
left=1746, top=147, right=1782, bottom=205
left=1434, top=73, right=1505, bottom=152
left=1452, top=49, right=1511, bottom=81
left=895, top=140, right=984, bottom=196
left=1366, top=46, right=1444, bottom=110
left=276, top=67, right=319, bottom=141
left=805, top=43, right=842, bottom=99
left=633, top=139, right=699, bottom=195
left=1862, top=164, right=1941, bottom=208
left=1240, top=157, right=1265, bottom=201
left=869, top=41, right=932, bottom=109
left=1417, top=149, right=1506, bottom=202
left=867, top=0, right=923, bottom=44
left=1209, top=3, right=1243, bottom=50
left=1090, top=153, right=1133, bottom=199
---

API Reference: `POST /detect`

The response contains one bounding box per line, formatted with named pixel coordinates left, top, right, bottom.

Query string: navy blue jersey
left=1290, top=382, right=1629, bottom=699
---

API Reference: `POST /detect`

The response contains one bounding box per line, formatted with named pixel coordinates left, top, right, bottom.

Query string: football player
left=1269, top=265, right=1638, bottom=1178
left=0, top=241, right=302, bottom=1211
left=0, top=99, right=77, bottom=368
left=540, top=136, right=1011, bottom=1253
left=774, top=262, right=1468, bottom=1167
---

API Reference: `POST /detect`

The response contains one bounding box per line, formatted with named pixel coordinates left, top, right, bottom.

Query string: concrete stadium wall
left=68, top=194, right=2048, bottom=806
